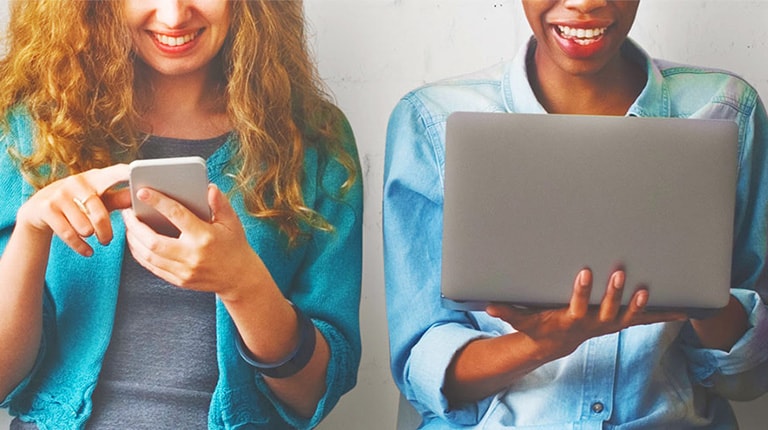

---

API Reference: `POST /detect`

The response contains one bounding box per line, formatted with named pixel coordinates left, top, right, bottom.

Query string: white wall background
left=2, top=1, right=768, bottom=429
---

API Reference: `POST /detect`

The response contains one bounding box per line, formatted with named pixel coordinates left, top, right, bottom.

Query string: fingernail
left=579, top=269, right=591, bottom=287
left=613, top=272, right=625, bottom=289
left=636, top=292, right=648, bottom=307
left=137, top=188, right=150, bottom=201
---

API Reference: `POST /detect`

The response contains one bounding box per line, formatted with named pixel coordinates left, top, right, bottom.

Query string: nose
left=154, top=0, right=192, bottom=29
left=562, top=0, right=609, bottom=14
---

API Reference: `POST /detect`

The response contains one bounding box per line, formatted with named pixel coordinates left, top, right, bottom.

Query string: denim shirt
left=0, top=108, right=363, bottom=430
left=383, top=38, right=768, bottom=429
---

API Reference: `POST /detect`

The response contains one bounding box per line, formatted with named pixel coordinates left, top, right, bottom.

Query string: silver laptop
left=440, top=112, right=738, bottom=317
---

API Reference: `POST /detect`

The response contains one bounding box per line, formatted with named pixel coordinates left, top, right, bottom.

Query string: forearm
left=219, top=252, right=329, bottom=418
left=0, top=223, right=50, bottom=399
left=257, top=326, right=330, bottom=419
left=690, top=295, right=749, bottom=351
left=444, top=332, right=558, bottom=406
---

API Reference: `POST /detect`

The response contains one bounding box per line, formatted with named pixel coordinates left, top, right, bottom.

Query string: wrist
left=216, top=250, right=274, bottom=304
left=235, top=302, right=317, bottom=378
left=515, top=332, right=576, bottom=364
left=15, top=205, right=53, bottom=238
left=690, top=295, right=748, bottom=351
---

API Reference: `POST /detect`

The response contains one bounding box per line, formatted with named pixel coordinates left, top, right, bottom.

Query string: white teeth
left=557, top=25, right=606, bottom=41
left=154, top=31, right=196, bottom=47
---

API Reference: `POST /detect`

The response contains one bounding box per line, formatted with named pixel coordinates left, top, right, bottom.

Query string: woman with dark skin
left=384, top=1, right=768, bottom=428
left=445, top=0, right=748, bottom=405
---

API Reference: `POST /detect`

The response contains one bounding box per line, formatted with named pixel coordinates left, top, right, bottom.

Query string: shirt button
left=591, top=402, right=605, bottom=413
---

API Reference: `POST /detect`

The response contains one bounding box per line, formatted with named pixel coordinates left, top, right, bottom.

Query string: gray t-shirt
left=12, top=134, right=229, bottom=430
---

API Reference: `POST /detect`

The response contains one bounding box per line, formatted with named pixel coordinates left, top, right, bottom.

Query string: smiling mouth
left=556, top=25, right=607, bottom=46
left=152, top=29, right=202, bottom=48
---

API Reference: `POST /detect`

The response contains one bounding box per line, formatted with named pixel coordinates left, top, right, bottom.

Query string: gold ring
left=73, top=194, right=96, bottom=215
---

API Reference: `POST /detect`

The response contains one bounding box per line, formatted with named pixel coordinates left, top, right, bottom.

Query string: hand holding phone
left=129, top=156, right=210, bottom=237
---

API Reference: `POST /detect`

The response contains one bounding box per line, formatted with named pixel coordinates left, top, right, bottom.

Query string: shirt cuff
left=682, top=288, right=768, bottom=384
left=405, top=322, right=494, bottom=426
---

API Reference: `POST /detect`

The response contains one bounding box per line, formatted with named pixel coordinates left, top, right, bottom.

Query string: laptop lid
left=440, top=112, right=738, bottom=317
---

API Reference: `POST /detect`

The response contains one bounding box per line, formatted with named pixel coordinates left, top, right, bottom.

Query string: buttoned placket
left=579, top=332, right=620, bottom=428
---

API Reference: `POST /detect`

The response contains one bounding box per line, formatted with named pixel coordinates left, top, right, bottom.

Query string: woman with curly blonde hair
left=0, top=0, right=363, bottom=428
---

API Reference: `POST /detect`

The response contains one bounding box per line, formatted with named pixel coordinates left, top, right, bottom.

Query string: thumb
left=102, top=187, right=132, bottom=212
left=486, top=303, right=516, bottom=321
left=208, top=184, right=238, bottom=225
left=486, top=303, right=536, bottom=327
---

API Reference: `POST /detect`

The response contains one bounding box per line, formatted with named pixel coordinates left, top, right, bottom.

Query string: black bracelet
left=235, top=302, right=317, bottom=379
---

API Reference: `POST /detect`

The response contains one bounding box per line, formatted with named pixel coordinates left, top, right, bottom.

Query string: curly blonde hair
left=0, top=0, right=357, bottom=244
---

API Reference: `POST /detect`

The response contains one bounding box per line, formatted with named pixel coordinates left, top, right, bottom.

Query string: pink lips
left=551, top=24, right=609, bottom=59
left=150, top=29, right=202, bottom=54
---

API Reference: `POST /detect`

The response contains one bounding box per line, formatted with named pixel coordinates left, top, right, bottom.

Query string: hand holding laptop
left=485, top=268, right=687, bottom=360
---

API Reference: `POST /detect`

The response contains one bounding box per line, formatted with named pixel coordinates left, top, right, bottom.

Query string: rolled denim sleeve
left=683, top=289, right=768, bottom=389
left=683, top=94, right=768, bottom=398
left=383, top=96, right=492, bottom=425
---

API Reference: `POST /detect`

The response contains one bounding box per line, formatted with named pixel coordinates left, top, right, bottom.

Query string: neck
left=136, top=63, right=231, bottom=139
left=528, top=50, right=646, bottom=116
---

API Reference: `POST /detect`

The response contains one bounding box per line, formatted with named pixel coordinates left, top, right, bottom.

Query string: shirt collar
left=502, top=37, right=668, bottom=118
left=622, top=39, right=668, bottom=118
left=502, top=37, right=547, bottom=114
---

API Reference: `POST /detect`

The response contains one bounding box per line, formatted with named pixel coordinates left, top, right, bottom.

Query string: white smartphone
left=129, top=156, right=211, bottom=237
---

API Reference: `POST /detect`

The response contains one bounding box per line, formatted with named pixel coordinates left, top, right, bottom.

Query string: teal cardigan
left=0, top=108, right=363, bottom=430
